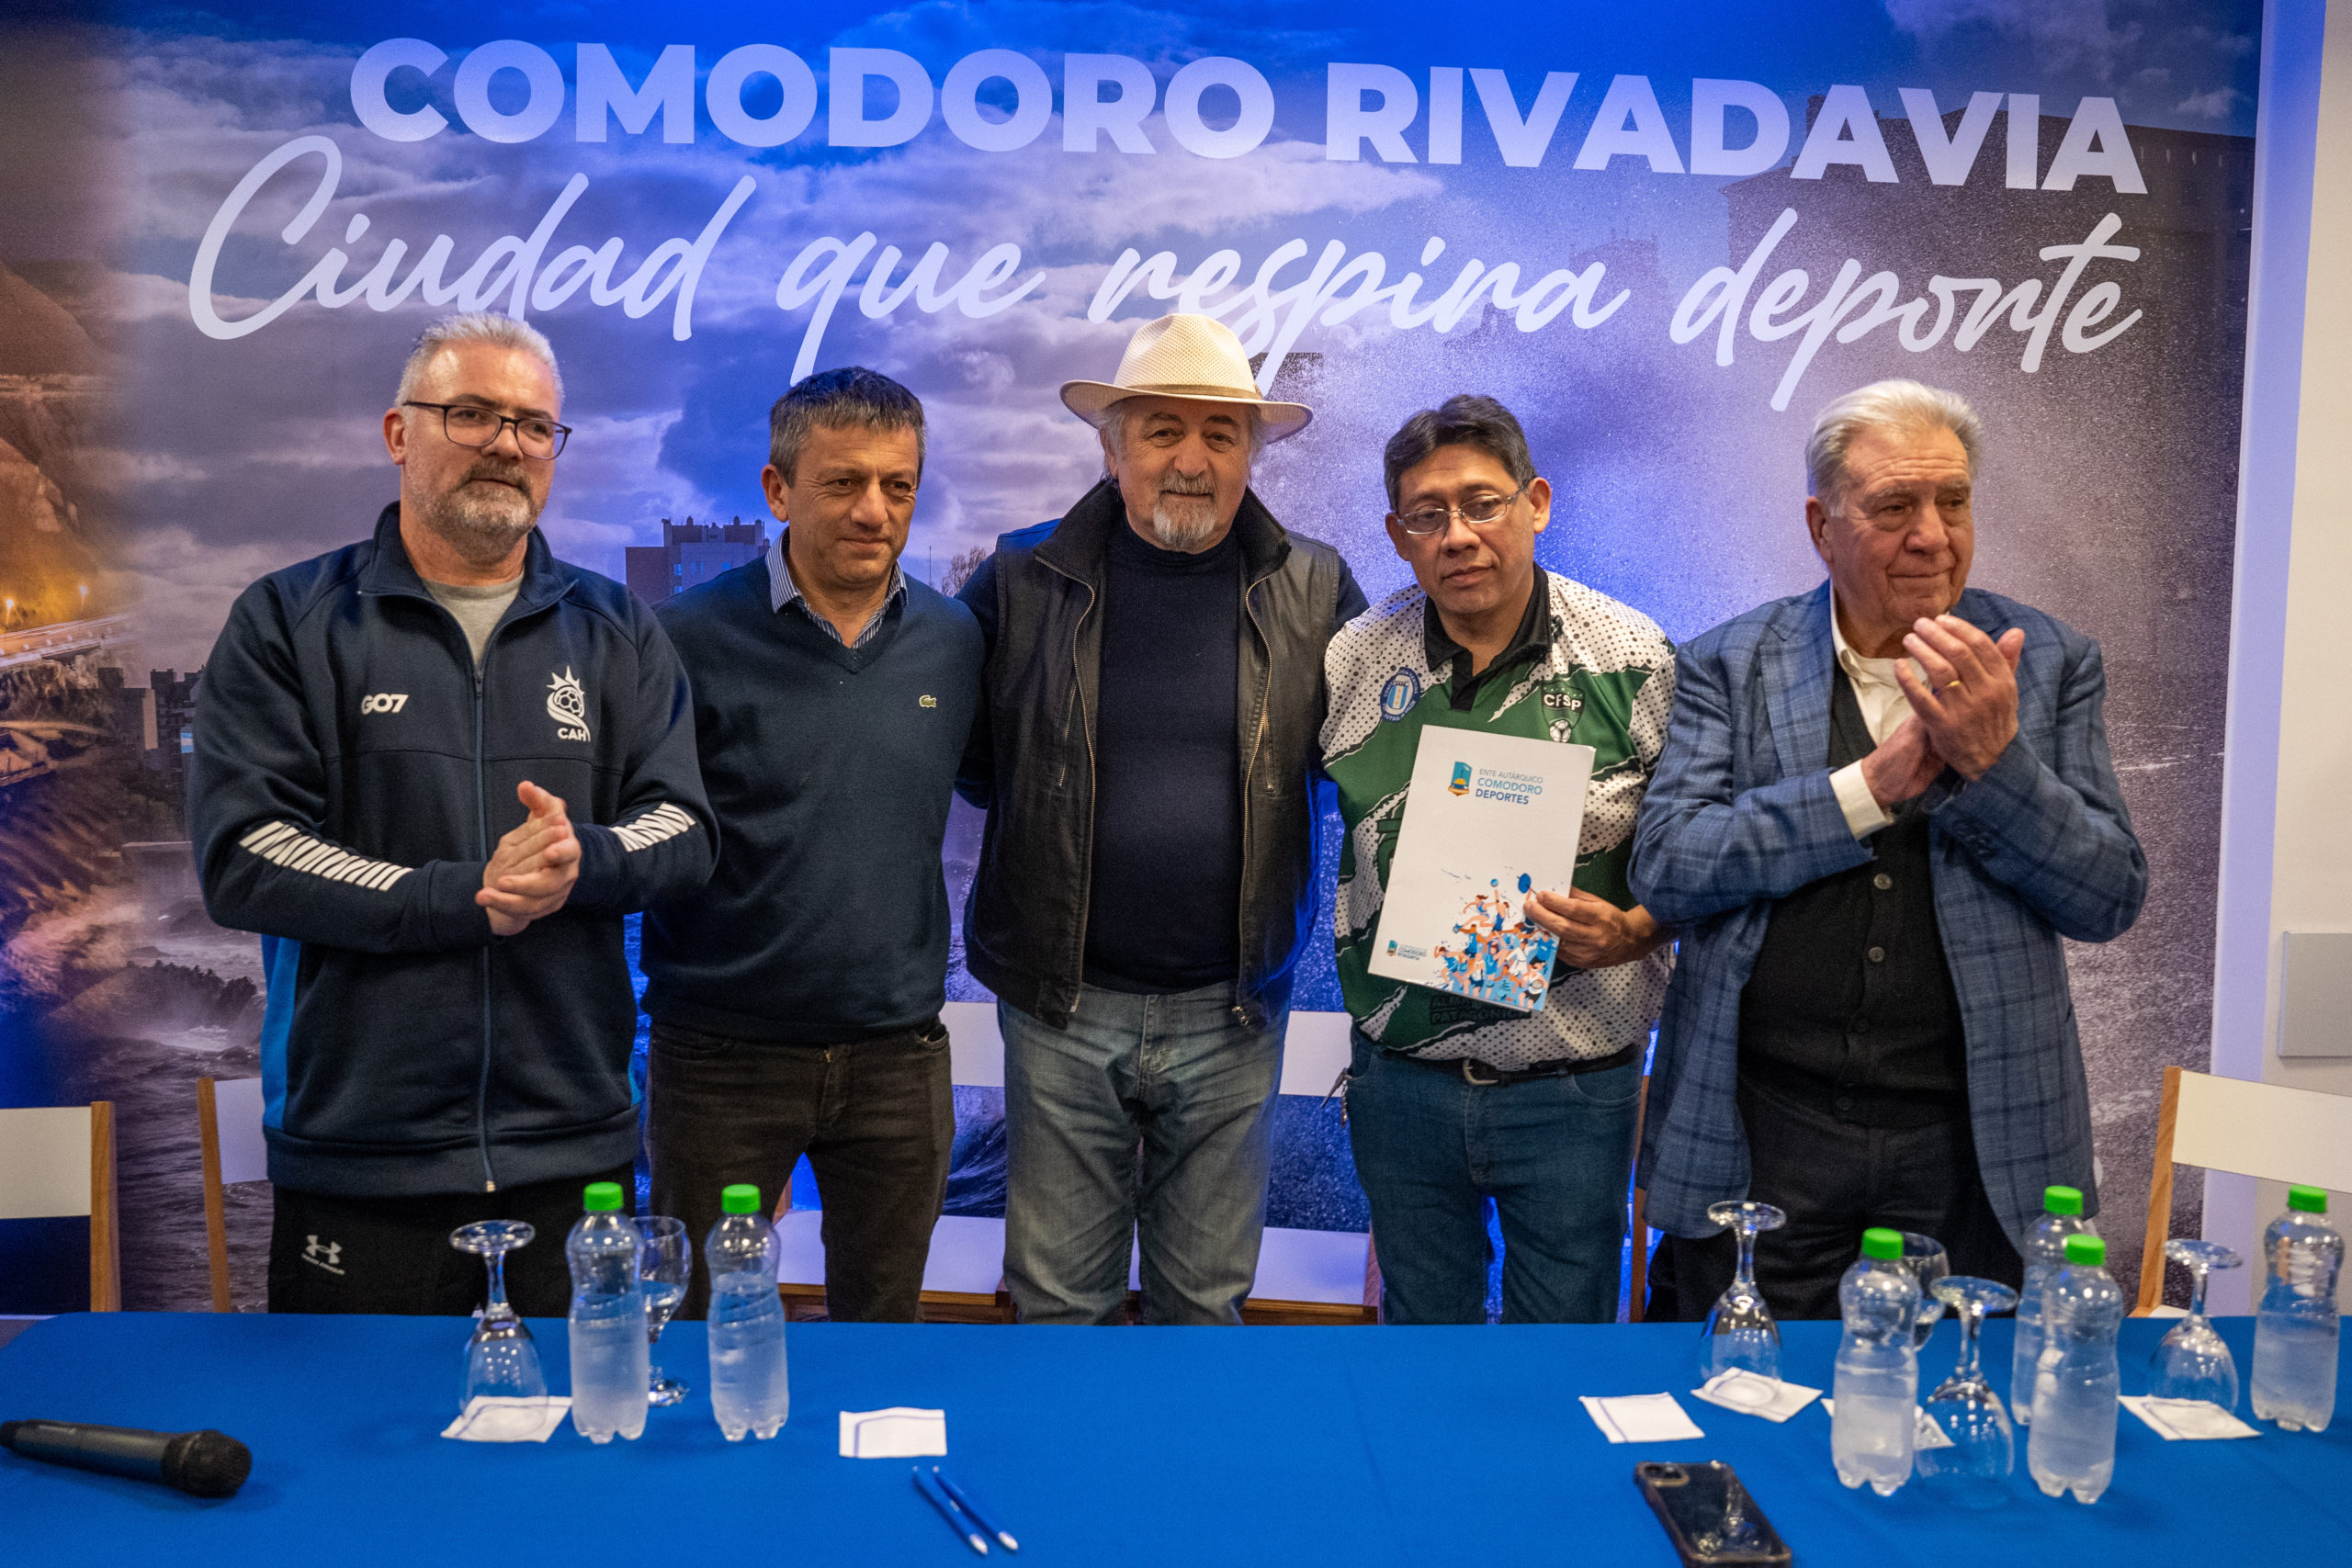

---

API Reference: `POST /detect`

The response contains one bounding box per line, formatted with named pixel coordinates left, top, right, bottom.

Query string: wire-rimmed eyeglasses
left=403, top=400, right=572, bottom=459
left=1390, top=482, right=1530, bottom=536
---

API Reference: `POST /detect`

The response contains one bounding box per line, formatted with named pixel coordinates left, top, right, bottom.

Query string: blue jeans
left=1346, top=1032, right=1641, bottom=1324
left=1000, top=985, right=1285, bottom=1325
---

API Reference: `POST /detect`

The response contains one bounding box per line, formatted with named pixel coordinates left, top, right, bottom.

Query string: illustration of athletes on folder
left=1430, top=873, right=1557, bottom=1012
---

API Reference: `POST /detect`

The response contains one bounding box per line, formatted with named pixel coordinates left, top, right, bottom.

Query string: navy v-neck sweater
left=640, top=557, right=984, bottom=1042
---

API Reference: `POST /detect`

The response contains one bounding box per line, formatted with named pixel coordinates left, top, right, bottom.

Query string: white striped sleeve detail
left=610, top=802, right=696, bottom=853
left=238, top=821, right=414, bottom=891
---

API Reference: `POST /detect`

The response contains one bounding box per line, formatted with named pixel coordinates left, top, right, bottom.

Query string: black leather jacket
left=956, top=479, right=1366, bottom=1030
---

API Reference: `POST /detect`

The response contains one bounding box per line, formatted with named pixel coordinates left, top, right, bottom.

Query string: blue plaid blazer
left=1629, top=583, right=2146, bottom=1245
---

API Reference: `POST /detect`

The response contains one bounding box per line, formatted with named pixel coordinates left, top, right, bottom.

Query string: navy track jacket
left=191, top=505, right=715, bottom=1198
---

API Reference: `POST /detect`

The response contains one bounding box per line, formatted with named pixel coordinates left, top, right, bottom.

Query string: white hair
left=394, top=312, right=562, bottom=406
left=1805, top=379, right=1981, bottom=506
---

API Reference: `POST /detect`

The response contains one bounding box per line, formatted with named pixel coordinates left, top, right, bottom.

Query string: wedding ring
left=1944, top=680, right=1963, bottom=690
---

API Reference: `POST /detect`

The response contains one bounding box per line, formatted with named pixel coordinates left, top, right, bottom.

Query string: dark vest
left=1736, top=670, right=1966, bottom=1126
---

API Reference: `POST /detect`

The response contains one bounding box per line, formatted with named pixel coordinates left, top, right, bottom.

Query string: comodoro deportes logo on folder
left=1448, top=764, right=1547, bottom=805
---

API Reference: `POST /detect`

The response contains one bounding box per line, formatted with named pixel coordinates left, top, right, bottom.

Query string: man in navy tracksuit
left=190, top=314, right=713, bottom=1315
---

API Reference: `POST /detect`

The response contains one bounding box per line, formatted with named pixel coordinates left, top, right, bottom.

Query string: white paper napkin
left=1819, top=1399, right=1954, bottom=1450
left=839, top=1407, right=948, bottom=1458
left=2120, top=1396, right=2261, bottom=1440
left=1580, top=1393, right=1706, bottom=1443
left=441, top=1395, right=572, bottom=1442
left=1691, top=1370, right=1823, bottom=1423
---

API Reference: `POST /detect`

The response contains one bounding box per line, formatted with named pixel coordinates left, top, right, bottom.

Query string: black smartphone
left=1633, top=1461, right=1792, bottom=1566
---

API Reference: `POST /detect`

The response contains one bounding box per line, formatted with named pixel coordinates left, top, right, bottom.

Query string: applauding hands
left=1860, top=615, right=2025, bottom=808
left=477, top=781, right=580, bottom=936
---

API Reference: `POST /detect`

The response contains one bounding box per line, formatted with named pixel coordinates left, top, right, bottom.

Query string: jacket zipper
left=472, top=660, right=496, bottom=1193
left=1237, top=568, right=1276, bottom=1019
left=1036, top=555, right=1100, bottom=1002
left=1067, top=575, right=1098, bottom=997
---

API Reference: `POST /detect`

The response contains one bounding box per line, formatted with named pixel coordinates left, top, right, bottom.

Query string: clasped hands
left=477, top=780, right=580, bottom=937
left=1860, top=615, right=2026, bottom=808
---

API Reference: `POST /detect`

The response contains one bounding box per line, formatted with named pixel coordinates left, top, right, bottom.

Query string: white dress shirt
left=1826, top=596, right=1923, bottom=840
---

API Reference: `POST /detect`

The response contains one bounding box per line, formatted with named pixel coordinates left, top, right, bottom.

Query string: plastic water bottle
left=566, top=1181, right=650, bottom=1444
left=1832, top=1226, right=1923, bottom=1496
left=2027, top=1233, right=2121, bottom=1503
left=2010, top=1184, right=2096, bottom=1426
left=706, top=1184, right=790, bottom=1441
left=2251, top=1184, right=2343, bottom=1433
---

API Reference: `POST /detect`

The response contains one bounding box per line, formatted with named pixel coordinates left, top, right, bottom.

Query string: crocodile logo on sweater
left=547, top=668, right=591, bottom=742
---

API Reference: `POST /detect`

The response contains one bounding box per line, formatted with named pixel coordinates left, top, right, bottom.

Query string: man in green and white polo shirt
left=1322, top=394, right=1676, bottom=1324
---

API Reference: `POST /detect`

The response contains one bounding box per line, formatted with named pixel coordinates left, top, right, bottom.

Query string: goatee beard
left=1150, top=491, right=1222, bottom=550
left=422, top=469, right=542, bottom=569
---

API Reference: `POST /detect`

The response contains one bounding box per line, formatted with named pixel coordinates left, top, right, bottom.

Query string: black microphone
left=0, top=1418, right=251, bottom=1497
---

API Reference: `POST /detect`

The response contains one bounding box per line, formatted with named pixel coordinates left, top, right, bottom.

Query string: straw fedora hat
left=1059, top=314, right=1313, bottom=442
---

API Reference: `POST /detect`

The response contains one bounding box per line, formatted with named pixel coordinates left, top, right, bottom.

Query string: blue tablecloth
left=1, top=1312, right=2346, bottom=1564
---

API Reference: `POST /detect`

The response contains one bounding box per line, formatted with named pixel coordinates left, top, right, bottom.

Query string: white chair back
left=209, top=1077, right=270, bottom=1185
left=0, top=1107, right=94, bottom=1219
left=938, top=1000, right=1356, bottom=1094
left=2171, top=1070, right=2352, bottom=1190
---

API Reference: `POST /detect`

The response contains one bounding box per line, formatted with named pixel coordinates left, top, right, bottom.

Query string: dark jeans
left=1346, top=1034, right=1642, bottom=1324
left=645, top=1017, right=954, bottom=1323
left=267, top=1162, right=635, bottom=1316
left=1658, top=1073, right=2022, bottom=1322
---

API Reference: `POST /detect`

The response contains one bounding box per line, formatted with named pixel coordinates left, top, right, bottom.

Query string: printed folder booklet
left=1368, top=728, right=1595, bottom=1014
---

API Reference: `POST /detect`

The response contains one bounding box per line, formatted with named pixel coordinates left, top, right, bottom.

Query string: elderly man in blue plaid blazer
left=1630, top=379, right=2146, bottom=1320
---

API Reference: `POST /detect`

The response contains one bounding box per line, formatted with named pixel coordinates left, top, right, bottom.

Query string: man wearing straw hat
left=956, top=314, right=1366, bottom=1325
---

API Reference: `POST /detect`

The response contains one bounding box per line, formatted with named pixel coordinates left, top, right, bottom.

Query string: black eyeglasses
left=403, top=401, right=572, bottom=459
left=1391, top=483, right=1531, bottom=536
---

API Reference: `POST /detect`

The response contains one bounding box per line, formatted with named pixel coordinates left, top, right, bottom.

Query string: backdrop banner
left=0, top=2, right=2259, bottom=1310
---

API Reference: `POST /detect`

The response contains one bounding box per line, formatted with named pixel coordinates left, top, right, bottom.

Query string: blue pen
left=913, top=1466, right=988, bottom=1555
left=934, top=1468, right=1019, bottom=1552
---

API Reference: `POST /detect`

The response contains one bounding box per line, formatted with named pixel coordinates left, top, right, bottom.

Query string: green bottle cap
left=582, top=1181, right=624, bottom=1213
left=720, top=1183, right=761, bottom=1215
left=1860, top=1226, right=1903, bottom=1261
left=2289, top=1184, right=2328, bottom=1214
left=2064, top=1233, right=2106, bottom=1267
left=2044, top=1185, right=2085, bottom=1216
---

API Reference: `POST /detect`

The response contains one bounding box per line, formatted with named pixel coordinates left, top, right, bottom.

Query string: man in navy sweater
left=957, top=315, right=1366, bottom=1325
left=641, top=368, right=982, bottom=1321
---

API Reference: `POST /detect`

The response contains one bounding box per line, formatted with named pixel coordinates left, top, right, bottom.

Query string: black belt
left=1384, top=1040, right=1640, bottom=1087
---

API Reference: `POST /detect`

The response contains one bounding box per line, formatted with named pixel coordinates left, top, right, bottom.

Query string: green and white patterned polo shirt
left=1321, top=570, right=1677, bottom=1068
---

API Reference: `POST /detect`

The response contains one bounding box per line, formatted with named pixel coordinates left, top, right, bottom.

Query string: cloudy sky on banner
left=58, top=0, right=2257, bottom=668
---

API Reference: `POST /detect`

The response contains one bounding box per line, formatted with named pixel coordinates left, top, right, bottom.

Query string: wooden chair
left=196, top=1077, right=270, bottom=1312
left=0, top=1103, right=120, bottom=1310
left=2135, top=1065, right=2352, bottom=1314
left=774, top=1003, right=1378, bottom=1324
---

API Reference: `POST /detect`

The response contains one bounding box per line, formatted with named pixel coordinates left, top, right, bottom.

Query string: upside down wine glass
left=1698, top=1201, right=1787, bottom=1386
left=1917, top=1275, right=2019, bottom=1507
left=2148, top=1238, right=2245, bottom=1410
left=449, top=1220, right=546, bottom=1416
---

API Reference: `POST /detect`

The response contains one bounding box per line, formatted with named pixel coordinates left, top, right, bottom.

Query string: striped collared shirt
left=768, top=531, right=905, bottom=649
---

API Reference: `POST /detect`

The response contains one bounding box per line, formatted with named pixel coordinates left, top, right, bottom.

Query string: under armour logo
left=301, top=1235, right=346, bottom=1276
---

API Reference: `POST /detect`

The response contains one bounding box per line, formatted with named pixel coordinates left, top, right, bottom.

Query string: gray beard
left=1149, top=491, right=1222, bottom=550
left=420, top=479, right=541, bottom=568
